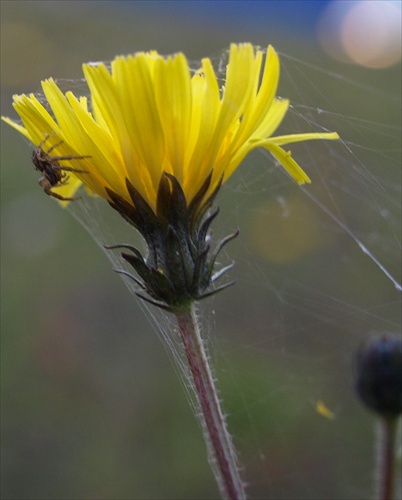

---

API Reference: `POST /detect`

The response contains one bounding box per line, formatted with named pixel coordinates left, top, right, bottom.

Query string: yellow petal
left=1, top=116, right=31, bottom=140
left=154, top=53, right=192, bottom=184
left=259, top=143, right=311, bottom=184
left=262, top=131, right=340, bottom=146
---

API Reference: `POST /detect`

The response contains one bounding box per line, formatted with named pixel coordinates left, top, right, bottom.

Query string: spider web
left=209, top=51, right=401, bottom=499
left=30, top=49, right=402, bottom=499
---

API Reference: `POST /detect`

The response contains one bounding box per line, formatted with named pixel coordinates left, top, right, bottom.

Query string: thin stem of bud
left=377, top=416, right=399, bottom=500
left=176, top=304, right=246, bottom=499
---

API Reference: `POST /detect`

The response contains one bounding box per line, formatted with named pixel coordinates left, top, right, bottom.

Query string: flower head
left=355, top=334, right=402, bottom=417
left=2, top=43, right=339, bottom=310
left=3, top=43, right=338, bottom=210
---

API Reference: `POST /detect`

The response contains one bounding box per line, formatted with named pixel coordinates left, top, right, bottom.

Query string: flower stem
left=175, top=303, right=246, bottom=499
left=377, top=416, right=399, bottom=500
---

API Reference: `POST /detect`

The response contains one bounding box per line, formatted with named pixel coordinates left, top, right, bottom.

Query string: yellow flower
left=2, top=44, right=340, bottom=309
left=3, top=43, right=339, bottom=211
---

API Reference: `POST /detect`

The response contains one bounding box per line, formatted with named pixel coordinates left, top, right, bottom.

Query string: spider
left=32, top=136, right=90, bottom=201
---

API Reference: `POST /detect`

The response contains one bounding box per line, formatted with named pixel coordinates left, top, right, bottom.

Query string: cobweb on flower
left=43, top=49, right=401, bottom=499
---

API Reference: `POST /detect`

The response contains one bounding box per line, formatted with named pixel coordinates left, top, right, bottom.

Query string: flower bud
left=355, top=334, right=402, bottom=417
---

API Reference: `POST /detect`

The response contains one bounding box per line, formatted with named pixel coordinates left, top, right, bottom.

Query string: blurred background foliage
left=1, top=1, right=401, bottom=499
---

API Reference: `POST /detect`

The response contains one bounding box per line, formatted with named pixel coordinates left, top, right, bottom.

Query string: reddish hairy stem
left=176, top=305, right=246, bottom=499
left=377, top=417, right=398, bottom=500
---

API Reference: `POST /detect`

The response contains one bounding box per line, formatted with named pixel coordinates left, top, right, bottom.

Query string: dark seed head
left=354, top=334, right=402, bottom=417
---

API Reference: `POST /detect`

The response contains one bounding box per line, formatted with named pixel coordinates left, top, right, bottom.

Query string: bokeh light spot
left=248, top=195, right=335, bottom=264
left=317, top=0, right=402, bottom=68
left=341, top=1, right=402, bottom=68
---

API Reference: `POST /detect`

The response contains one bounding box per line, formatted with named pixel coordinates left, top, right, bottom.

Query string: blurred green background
left=1, top=1, right=401, bottom=499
